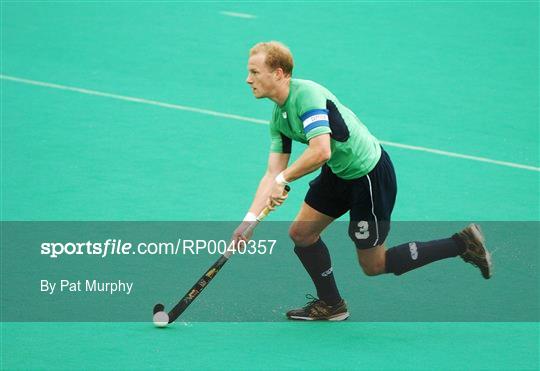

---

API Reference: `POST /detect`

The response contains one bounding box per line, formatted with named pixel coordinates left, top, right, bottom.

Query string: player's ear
left=274, top=68, right=285, bottom=80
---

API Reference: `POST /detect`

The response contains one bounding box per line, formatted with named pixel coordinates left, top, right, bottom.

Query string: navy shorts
left=305, top=147, right=397, bottom=249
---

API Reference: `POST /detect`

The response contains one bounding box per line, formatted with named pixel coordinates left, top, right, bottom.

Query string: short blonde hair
left=250, top=41, right=294, bottom=76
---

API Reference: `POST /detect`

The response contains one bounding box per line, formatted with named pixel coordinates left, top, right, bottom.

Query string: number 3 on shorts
left=354, top=221, right=370, bottom=240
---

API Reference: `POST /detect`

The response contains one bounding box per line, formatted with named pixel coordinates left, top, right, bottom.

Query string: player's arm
left=246, top=151, right=290, bottom=217
left=232, top=151, right=289, bottom=245
left=233, top=111, right=290, bottom=245
left=280, top=134, right=330, bottom=183
left=268, top=102, right=332, bottom=208
left=266, top=134, right=330, bottom=209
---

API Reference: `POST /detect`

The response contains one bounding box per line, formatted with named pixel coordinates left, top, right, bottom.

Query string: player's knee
left=357, top=253, right=386, bottom=276
left=288, top=224, right=319, bottom=246
left=359, top=262, right=385, bottom=276
left=358, top=259, right=385, bottom=276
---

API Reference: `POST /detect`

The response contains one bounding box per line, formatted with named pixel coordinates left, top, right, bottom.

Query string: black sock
left=294, top=239, right=342, bottom=306
left=385, top=236, right=466, bottom=275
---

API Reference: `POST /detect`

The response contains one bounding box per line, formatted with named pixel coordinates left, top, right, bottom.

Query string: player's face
left=246, top=53, right=278, bottom=99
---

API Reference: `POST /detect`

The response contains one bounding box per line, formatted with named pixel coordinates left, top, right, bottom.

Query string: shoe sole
left=288, top=312, right=350, bottom=321
left=469, top=223, right=493, bottom=279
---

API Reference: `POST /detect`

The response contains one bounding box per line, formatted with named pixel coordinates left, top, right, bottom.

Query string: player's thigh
left=289, top=202, right=335, bottom=245
left=305, top=164, right=350, bottom=219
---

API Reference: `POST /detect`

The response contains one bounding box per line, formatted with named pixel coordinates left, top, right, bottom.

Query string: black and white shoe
left=286, top=295, right=350, bottom=321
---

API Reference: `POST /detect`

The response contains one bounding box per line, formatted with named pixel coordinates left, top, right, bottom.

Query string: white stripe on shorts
left=366, top=174, right=380, bottom=246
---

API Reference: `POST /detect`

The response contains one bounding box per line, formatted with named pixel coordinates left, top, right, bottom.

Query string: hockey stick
left=152, top=185, right=290, bottom=326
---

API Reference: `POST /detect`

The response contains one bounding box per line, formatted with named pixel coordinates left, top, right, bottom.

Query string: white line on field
left=1, top=74, right=538, bottom=172
left=220, top=11, right=257, bottom=19
left=377, top=141, right=538, bottom=171
left=0, top=74, right=266, bottom=125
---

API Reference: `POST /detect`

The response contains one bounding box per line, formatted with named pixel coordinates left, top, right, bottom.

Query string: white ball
left=153, top=311, right=169, bottom=328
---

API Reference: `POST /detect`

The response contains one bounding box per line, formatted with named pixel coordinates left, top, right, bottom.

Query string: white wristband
left=243, top=211, right=257, bottom=222
left=275, top=171, right=290, bottom=186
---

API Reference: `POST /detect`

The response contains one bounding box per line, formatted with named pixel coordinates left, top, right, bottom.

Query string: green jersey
left=269, top=79, right=381, bottom=179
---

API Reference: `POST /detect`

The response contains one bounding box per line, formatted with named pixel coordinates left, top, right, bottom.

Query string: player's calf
left=382, top=224, right=492, bottom=279
left=384, top=235, right=466, bottom=275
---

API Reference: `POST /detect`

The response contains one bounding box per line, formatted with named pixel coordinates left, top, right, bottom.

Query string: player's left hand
left=267, top=182, right=288, bottom=210
left=231, top=221, right=253, bottom=251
